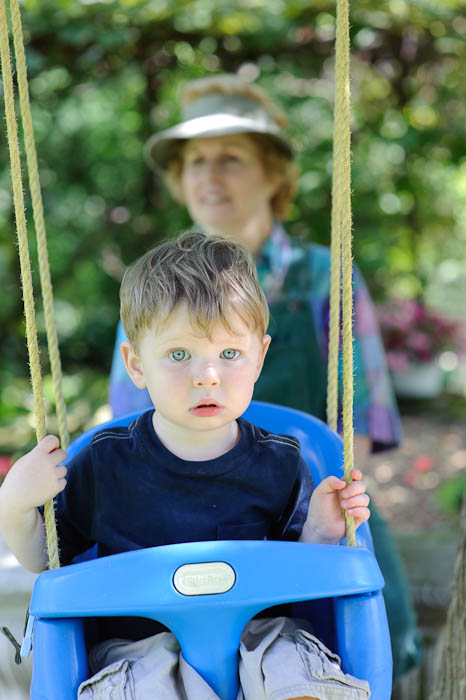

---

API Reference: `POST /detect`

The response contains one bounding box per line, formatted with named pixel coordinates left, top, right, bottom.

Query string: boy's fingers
left=350, top=468, right=362, bottom=480
left=56, top=478, right=67, bottom=493
left=347, top=507, right=370, bottom=524
left=341, top=493, right=370, bottom=510
left=318, top=476, right=346, bottom=493
left=342, top=480, right=367, bottom=499
left=39, top=435, right=60, bottom=453
left=52, top=449, right=67, bottom=465
left=56, top=466, right=67, bottom=480
left=349, top=504, right=371, bottom=517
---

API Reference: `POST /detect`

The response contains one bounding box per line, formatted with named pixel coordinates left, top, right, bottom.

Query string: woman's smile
left=200, top=189, right=230, bottom=206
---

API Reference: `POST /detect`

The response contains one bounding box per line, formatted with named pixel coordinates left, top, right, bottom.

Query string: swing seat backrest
left=28, top=401, right=392, bottom=700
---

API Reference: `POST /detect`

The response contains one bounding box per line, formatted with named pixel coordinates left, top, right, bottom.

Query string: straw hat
left=145, top=92, right=293, bottom=170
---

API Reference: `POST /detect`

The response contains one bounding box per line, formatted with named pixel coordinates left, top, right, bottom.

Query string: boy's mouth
left=190, top=399, right=223, bottom=417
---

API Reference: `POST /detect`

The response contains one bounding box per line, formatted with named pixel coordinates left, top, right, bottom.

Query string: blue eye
left=169, top=349, right=190, bottom=362
left=220, top=349, right=240, bottom=360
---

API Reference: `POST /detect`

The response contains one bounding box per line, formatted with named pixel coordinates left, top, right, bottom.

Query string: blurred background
left=0, top=1, right=465, bottom=698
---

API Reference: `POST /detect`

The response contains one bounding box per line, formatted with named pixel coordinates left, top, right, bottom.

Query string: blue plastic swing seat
left=27, top=401, right=392, bottom=700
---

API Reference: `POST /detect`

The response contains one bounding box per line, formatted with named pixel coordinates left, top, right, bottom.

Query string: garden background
left=0, top=2, right=466, bottom=696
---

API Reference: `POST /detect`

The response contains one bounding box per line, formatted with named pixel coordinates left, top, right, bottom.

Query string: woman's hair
left=165, top=75, right=299, bottom=220
left=120, top=230, right=269, bottom=347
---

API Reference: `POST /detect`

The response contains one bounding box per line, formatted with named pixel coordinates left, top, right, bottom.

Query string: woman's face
left=180, top=134, right=277, bottom=249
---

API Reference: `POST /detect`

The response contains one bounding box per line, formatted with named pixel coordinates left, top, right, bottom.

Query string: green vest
left=254, top=246, right=327, bottom=420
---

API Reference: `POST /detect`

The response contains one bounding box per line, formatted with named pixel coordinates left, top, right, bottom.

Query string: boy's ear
left=254, top=334, right=271, bottom=382
left=120, top=341, right=147, bottom=389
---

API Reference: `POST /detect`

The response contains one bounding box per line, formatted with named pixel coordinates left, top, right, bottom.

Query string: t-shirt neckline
left=136, top=410, right=254, bottom=478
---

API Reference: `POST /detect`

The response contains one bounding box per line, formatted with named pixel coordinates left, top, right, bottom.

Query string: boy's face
left=121, top=302, right=270, bottom=437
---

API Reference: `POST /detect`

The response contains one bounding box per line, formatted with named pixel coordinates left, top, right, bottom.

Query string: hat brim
left=144, top=113, right=293, bottom=170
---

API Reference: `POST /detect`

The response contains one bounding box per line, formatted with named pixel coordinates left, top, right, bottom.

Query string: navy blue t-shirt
left=54, top=410, right=314, bottom=640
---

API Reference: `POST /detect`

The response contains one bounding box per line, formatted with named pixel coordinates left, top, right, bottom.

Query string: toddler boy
left=0, top=231, right=370, bottom=699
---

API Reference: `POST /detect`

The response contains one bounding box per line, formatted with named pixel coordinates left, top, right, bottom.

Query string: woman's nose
left=193, top=363, right=220, bottom=387
left=203, top=160, right=223, bottom=182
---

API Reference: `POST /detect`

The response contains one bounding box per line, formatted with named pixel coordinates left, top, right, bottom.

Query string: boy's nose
left=193, top=363, right=220, bottom=387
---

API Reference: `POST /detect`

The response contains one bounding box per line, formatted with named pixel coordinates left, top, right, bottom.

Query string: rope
left=0, top=0, right=60, bottom=569
left=327, top=152, right=341, bottom=433
left=328, top=0, right=356, bottom=546
left=10, top=0, right=69, bottom=451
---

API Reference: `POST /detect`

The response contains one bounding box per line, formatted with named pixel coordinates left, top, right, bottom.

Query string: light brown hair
left=120, top=230, right=269, bottom=348
left=165, top=75, right=299, bottom=220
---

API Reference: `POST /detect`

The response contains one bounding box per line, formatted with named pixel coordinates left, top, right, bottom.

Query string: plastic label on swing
left=173, top=562, right=236, bottom=595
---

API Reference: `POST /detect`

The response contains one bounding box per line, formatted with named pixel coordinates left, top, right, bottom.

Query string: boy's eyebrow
left=155, top=334, right=193, bottom=347
left=156, top=329, right=252, bottom=347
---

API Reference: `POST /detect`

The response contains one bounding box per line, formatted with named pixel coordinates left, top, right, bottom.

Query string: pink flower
left=386, top=351, right=409, bottom=372
left=413, top=455, right=434, bottom=473
left=0, top=456, right=12, bottom=476
left=406, top=331, right=431, bottom=353
left=378, top=297, right=464, bottom=366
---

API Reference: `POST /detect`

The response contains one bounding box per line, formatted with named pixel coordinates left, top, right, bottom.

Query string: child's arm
left=298, top=469, right=370, bottom=544
left=0, top=436, right=67, bottom=572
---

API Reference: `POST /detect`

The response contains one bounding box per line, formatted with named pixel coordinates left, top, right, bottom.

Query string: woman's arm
left=349, top=267, right=402, bottom=454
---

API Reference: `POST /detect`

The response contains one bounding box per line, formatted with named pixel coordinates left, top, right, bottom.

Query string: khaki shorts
left=78, top=617, right=370, bottom=700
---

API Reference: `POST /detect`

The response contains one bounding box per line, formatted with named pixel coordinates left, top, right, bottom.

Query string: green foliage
left=1, top=0, right=465, bottom=451
left=437, top=471, right=466, bottom=518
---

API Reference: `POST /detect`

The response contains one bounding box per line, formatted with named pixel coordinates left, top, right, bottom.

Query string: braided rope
left=10, top=0, right=69, bottom=452
left=327, top=137, right=342, bottom=433
left=0, top=0, right=60, bottom=568
left=328, top=0, right=356, bottom=546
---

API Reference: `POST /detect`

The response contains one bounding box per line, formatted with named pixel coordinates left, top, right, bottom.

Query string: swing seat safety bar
left=29, top=540, right=391, bottom=700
